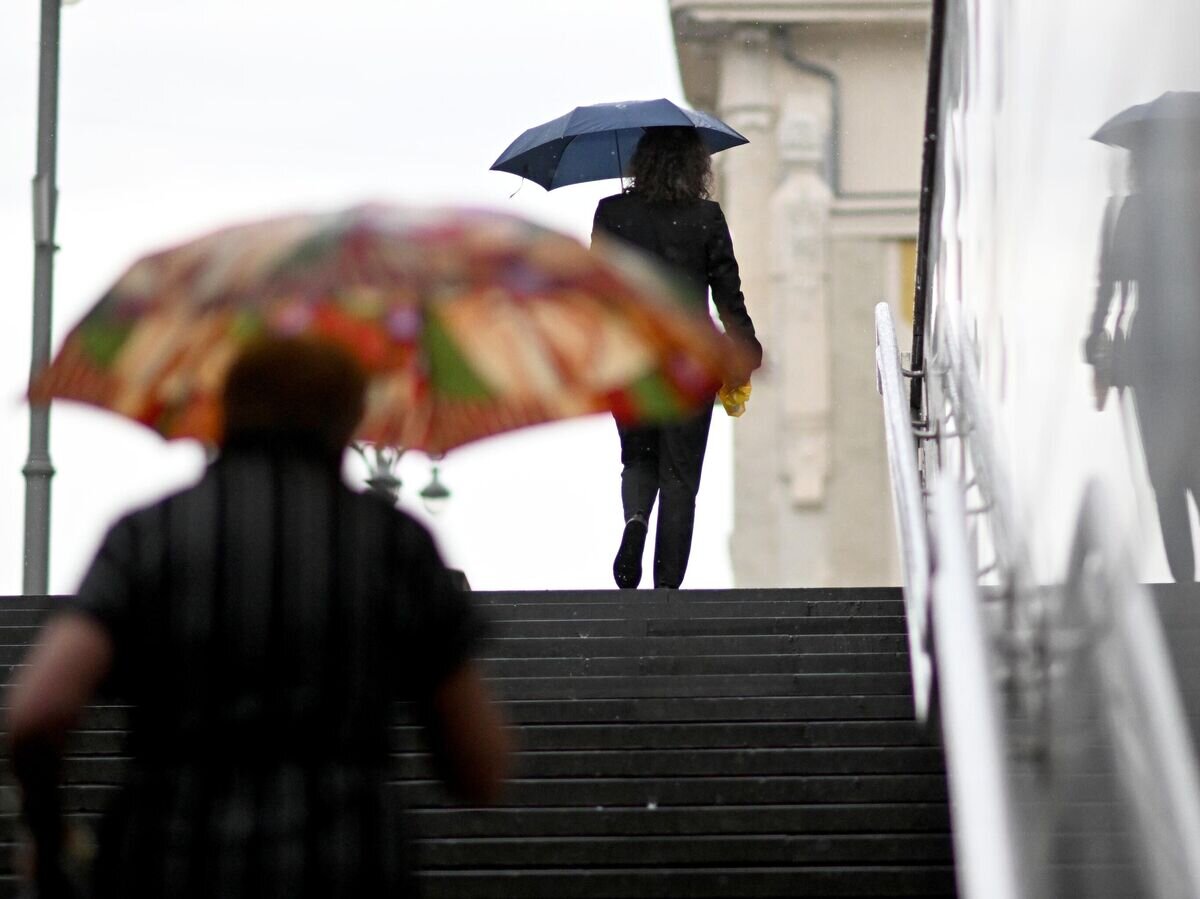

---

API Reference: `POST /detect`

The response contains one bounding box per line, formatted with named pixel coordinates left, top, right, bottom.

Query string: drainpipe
left=773, top=31, right=842, bottom=195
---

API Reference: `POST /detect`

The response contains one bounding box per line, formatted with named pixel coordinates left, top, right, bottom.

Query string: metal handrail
left=893, top=0, right=1200, bottom=891
left=908, top=0, right=946, bottom=414
left=930, top=472, right=1022, bottom=899
left=874, top=302, right=933, bottom=721
left=1065, top=481, right=1200, bottom=897
left=933, top=298, right=1020, bottom=580
left=913, top=302, right=1200, bottom=897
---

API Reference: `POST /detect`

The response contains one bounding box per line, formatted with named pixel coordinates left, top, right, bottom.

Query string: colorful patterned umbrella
left=30, top=204, right=743, bottom=453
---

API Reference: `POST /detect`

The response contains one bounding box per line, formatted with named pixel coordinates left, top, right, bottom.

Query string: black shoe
left=613, top=517, right=648, bottom=589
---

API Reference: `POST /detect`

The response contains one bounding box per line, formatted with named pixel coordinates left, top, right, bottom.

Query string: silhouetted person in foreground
left=8, top=337, right=511, bottom=898
left=593, top=126, right=762, bottom=590
left=1086, top=107, right=1200, bottom=580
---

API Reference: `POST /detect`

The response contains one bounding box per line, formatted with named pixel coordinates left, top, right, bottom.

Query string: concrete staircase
left=0, top=588, right=956, bottom=898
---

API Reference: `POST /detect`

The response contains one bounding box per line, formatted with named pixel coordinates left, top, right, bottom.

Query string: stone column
left=716, top=26, right=779, bottom=586
left=771, top=111, right=834, bottom=584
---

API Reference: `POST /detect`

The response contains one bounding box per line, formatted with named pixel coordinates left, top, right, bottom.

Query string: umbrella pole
left=23, top=0, right=61, bottom=595
left=616, top=132, right=625, bottom=189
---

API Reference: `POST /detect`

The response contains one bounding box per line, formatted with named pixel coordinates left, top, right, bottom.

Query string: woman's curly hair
left=628, top=127, right=712, bottom=203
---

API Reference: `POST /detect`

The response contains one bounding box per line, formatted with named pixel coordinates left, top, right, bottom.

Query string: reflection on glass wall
left=927, top=1, right=1200, bottom=585
left=1087, top=92, right=1200, bottom=581
left=927, top=1, right=1200, bottom=896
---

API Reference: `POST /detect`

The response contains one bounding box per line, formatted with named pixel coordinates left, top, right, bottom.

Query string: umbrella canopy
left=1093, top=91, right=1200, bottom=148
left=490, top=98, right=747, bottom=191
left=29, top=204, right=746, bottom=454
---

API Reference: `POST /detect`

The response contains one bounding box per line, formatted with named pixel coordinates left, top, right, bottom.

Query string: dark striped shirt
left=72, top=439, right=480, bottom=898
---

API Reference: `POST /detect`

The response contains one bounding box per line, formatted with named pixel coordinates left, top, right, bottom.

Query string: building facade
left=670, top=0, right=930, bottom=586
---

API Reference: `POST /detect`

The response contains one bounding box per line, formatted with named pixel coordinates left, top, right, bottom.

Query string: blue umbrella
left=491, top=98, right=748, bottom=191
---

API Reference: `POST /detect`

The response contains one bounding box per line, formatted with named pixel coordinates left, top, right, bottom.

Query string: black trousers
left=615, top=403, right=714, bottom=589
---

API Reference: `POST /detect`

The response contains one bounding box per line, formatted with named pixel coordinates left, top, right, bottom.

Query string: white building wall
left=671, top=2, right=929, bottom=586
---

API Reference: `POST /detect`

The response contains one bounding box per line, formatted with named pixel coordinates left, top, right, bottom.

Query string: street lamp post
left=353, top=443, right=405, bottom=505
left=418, top=456, right=451, bottom=515
left=353, top=444, right=454, bottom=513
left=23, top=0, right=63, bottom=595
left=352, top=444, right=467, bottom=589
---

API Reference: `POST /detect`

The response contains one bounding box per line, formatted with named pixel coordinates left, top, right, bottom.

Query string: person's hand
left=1083, top=330, right=1110, bottom=367
left=1082, top=331, right=1114, bottom=411
left=721, top=335, right=758, bottom=390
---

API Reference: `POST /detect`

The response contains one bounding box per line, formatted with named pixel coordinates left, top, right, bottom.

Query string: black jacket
left=592, top=192, right=762, bottom=366
left=74, top=444, right=480, bottom=897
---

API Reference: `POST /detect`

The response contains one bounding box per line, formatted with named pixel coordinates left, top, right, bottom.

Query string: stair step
left=0, top=803, right=953, bottom=840
left=491, top=617, right=907, bottom=639
left=0, top=632, right=910, bottom=661
left=0, top=611, right=60, bottom=627
left=473, top=587, right=905, bottom=603
left=0, top=832, right=958, bottom=872
left=0, top=589, right=908, bottom=618
left=410, top=802, right=953, bottom=838
left=0, top=635, right=914, bottom=671
left=402, top=721, right=937, bottom=752
left=12, top=695, right=919, bottom=733
left=480, top=634, right=908, bottom=658
left=490, top=695, right=918, bottom=723
left=483, top=653, right=910, bottom=677
left=417, top=865, right=956, bottom=898
left=415, top=833, right=954, bottom=867
left=475, top=747, right=946, bottom=778
left=0, top=721, right=937, bottom=758
left=399, top=774, right=949, bottom=809
left=488, top=673, right=911, bottom=700
left=478, top=600, right=905, bottom=620
left=38, top=747, right=944, bottom=785
left=50, top=774, right=948, bottom=814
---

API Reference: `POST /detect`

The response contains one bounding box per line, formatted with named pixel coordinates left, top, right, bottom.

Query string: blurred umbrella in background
left=490, top=98, right=747, bottom=190
left=29, top=204, right=744, bottom=454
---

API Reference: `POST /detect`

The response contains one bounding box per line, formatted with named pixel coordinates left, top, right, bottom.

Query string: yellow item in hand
left=718, top=381, right=752, bottom=417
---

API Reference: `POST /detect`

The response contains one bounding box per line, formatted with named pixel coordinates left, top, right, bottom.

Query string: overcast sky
left=0, top=0, right=741, bottom=594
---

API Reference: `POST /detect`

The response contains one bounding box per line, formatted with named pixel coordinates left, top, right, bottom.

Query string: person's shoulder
left=596, top=192, right=634, bottom=213
left=699, top=200, right=731, bottom=235
left=347, top=485, right=437, bottom=541
left=343, top=482, right=402, bottom=518
left=106, top=503, right=157, bottom=542
left=115, top=469, right=212, bottom=531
